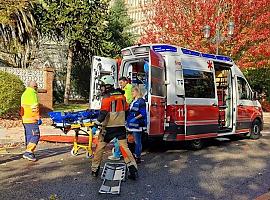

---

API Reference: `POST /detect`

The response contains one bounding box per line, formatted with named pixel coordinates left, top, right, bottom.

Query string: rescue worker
left=126, top=86, right=147, bottom=164
left=91, top=75, right=138, bottom=180
left=108, top=76, right=133, bottom=161
left=119, top=76, right=133, bottom=104
left=21, top=81, right=42, bottom=161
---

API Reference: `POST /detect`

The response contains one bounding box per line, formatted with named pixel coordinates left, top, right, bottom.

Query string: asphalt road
left=1, top=127, right=270, bottom=200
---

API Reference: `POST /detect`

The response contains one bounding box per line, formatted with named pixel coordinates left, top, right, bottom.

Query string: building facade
left=109, top=0, right=153, bottom=38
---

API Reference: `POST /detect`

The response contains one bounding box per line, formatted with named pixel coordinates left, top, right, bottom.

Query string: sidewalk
left=0, top=125, right=64, bottom=147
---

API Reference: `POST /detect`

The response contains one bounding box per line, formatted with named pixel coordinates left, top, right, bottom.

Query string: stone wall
left=0, top=67, right=54, bottom=115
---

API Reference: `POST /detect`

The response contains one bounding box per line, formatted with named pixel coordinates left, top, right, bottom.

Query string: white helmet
left=100, top=75, right=115, bottom=86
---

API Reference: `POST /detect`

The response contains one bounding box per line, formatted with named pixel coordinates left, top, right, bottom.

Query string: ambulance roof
left=121, top=43, right=234, bottom=65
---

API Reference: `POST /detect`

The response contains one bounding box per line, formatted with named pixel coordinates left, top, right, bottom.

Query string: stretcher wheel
left=86, top=152, right=94, bottom=159
left=71, top=148, right=78, bottom=156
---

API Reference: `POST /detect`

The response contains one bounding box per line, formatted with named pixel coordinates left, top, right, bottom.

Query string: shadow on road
left=0, top=145, right=71, bottom=165
left=0, top=132, right=269, bottom=200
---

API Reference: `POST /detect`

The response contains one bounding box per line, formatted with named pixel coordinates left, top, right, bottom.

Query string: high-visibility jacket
left=96, top=89, right=128, bottom=128
left=123, top=83, right=133, bottom=104
left=21, top=87, right=40, bottom=124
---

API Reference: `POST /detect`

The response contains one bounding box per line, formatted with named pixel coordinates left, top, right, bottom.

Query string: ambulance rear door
left=148, top=50, right=166, bottom=136
left=89, top=56, right=117, bottom=109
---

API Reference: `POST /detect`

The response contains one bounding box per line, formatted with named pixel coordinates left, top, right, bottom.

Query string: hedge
left=0, top=71, right=25, bottom=116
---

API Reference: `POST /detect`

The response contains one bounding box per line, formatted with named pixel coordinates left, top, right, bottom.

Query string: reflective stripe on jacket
left=100, top=90, right=129, bottom=128
left=21, top=87, right=40, bottom=124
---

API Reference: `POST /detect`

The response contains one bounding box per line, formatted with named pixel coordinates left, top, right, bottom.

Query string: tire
left=86, top=152, right=93, bottom=159
left=250, top=119, right=262, bottom=140
left=188, top=139, right=204, bottom=150
left=71, top=148, right=78, bottom=156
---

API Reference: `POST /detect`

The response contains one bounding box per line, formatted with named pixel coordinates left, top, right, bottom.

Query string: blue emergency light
left=181, top=48, right=232, bottom=62
left=216, top=55, right=232, bottom=62
left=181, top=48, right=201, bottom=56
left=202, top=53, right=216, bottom=59
left=152, top=45, right=177, bottom=52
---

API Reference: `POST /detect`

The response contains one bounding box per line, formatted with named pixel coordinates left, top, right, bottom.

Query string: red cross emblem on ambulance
left=207, top=60, right=213, bottom=70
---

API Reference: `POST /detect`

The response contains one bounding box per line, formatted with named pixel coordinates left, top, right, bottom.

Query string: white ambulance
left=90, top=44, right=263, bottom=149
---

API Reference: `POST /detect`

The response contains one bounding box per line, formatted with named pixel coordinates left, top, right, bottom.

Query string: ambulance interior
left=122, top=59, right=149, bottom=101
left=214, top=62, right=233, bottom=131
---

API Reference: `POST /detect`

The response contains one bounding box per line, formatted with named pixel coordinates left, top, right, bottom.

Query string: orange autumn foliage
left=140, top=0, right=270, bottom=69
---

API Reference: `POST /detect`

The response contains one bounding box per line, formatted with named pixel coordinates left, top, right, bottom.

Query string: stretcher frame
left=49, top=111, right=98, bottom=158
left=67, top=122, right=95, bottom=158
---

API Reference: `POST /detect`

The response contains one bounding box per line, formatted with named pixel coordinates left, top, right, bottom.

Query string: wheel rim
left=253, top=124, right=260, bottom=135
left=193, top=140, right=201, bottom=146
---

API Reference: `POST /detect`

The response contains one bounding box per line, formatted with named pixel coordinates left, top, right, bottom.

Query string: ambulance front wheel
left=188, top=139, right=204, bottom=150
left=250, top=119, right=262, bottom=140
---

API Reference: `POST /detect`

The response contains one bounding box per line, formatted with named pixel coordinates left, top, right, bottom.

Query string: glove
left=130, top=118, right=137, bottom=123
left=37, top=119, right=42, bottom=126
left=92, top=127, right=97, bottom=135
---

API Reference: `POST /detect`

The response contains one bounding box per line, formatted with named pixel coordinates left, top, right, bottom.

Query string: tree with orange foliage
left=140, top=0, right=270, bottom=68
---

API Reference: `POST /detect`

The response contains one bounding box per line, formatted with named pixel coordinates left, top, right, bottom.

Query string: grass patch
left=53, top=103, right=89, bottom=112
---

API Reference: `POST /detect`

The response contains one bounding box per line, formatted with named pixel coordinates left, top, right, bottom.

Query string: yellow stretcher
left=48, top=110, right=100, bottom=158
left=64, top=122, right=96, bottom=158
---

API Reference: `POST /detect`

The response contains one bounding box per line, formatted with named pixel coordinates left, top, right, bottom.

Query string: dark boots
left=135, top=157, right=141, bottom=164
left=128, top=165, right=138, bottom=180
left=91, top=166, right=100, bottom=177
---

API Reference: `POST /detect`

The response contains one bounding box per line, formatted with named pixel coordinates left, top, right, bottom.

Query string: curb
left=255, top=192, right=270, bottom=200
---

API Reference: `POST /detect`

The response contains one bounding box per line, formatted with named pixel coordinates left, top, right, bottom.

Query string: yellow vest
left=123, top=83, right=133, bottom=104
left=21, top=87, right=40, bottom=123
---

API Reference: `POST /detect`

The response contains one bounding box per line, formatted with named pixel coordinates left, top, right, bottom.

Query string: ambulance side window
left=237, top=77, right=252, bottom=100
left=151, top=67, right=165, bottom=96
left=183, top=69, right=215, bottom=98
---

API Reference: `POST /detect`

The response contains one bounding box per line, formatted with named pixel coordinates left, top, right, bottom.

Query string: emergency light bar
left=181, top=48, right=232, bottom=62
left=152, top=45, right=177, bottom=52
left=181, top=48, right=200, bottom=56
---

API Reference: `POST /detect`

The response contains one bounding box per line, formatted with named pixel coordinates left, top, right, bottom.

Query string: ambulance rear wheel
left=188, top=139, right=204, bottom=150
left=250, top=119, right=262, bottom=140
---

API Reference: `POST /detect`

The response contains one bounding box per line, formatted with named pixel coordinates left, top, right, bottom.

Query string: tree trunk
left=64, top=45, right=73, bottom=104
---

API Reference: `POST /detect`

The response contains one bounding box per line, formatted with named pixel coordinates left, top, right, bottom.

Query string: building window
left=183, top=69, right=215, bottom=98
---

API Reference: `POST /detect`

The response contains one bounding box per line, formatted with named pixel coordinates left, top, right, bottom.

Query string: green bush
left=0, top=71, right=25, bottom=116
left=243, top=68, right=270, bottom=101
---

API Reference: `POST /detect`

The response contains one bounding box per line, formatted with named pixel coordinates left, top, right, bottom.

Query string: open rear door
left=148, top=50, right=166, bottom=136
left=89, top=56, right=117, bottom=109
